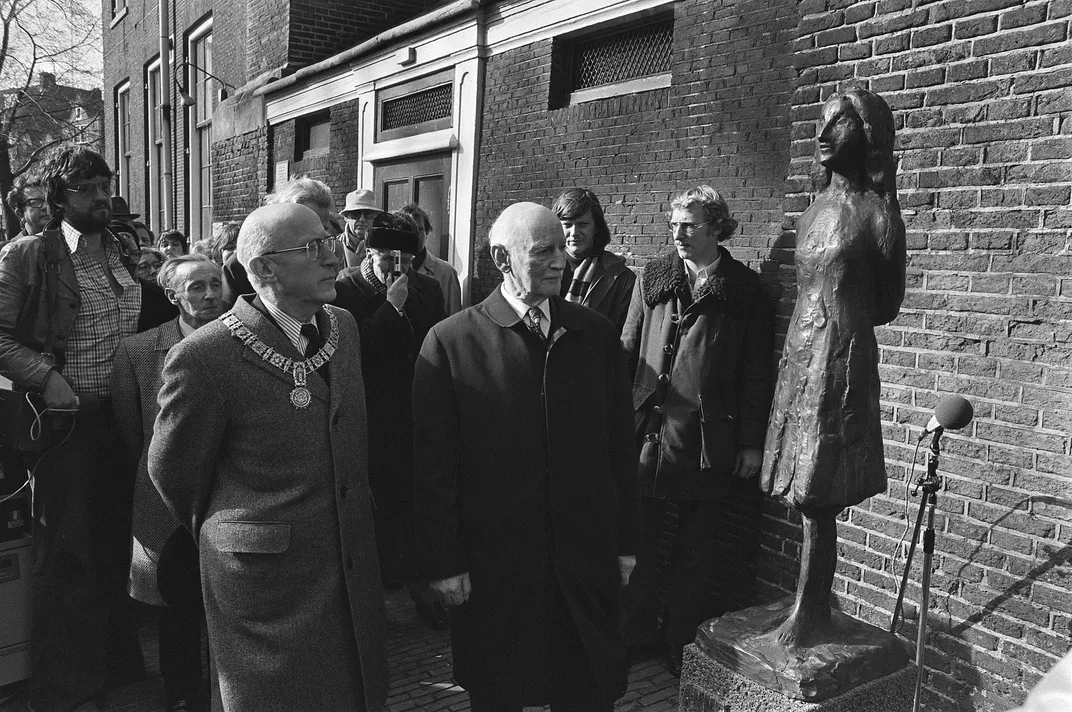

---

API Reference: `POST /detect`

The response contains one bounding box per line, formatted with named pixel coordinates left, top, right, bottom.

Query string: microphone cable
left=890, top=433, right=927, bottom=635
left=0, top=392, right=79, bottom=511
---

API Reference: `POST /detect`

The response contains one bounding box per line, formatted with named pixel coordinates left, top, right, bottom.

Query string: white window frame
left=114, top=81, right=131, bottom=198
left=146, top=58, right=164, bottom=232
left=187, top=17, right=214, bottom=242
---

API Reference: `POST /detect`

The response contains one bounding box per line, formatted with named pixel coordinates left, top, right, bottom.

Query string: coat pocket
left=211, top=521, right=291, bottom=554
left=698, top=393, right=738, bottom=473
left=632, top=383, right=656, bottom=433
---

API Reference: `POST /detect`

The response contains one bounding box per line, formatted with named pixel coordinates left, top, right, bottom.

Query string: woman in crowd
left=552, top=188, right=636, bottom=334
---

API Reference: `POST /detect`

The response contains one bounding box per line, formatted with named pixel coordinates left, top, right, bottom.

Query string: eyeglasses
left=23, top=198, right=46, bottom=209
left=667, top=220, right=710, bottom=234
left=261, top=234, right=342, bottom=261
left=65, top=180, right=114, bottom=199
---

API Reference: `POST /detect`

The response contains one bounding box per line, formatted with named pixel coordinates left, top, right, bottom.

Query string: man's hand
left=386, top=272, right=409, bottom=312
left=42, top=370, right=78, bottom=410
left=431, top=572, right=471, bottom=607
left=732, top=447, right=762, bottom=479
left=618, top=555, right=637, bottom=587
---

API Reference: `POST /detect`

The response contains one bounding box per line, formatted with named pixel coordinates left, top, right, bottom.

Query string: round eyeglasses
left=261, top=234, right=343, bottom=261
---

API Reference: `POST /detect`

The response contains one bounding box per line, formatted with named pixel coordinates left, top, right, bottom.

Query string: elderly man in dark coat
left=148, top=203, right=388, bottom=712
left=112, top=254, right=223, bottom=712
left=333, top=211, right=447, bottom=626
left=619, top=185, right=774, bottom=675
left=413, top=201, right=641, bottom=712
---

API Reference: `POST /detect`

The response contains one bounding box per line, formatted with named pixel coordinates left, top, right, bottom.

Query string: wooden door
left=374, top=153, right=451, bottom=261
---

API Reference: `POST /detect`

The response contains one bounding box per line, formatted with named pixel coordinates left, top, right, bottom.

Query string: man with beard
left=0, top=146, right=144, bottom=711
left=111, top=255, right=224, bottom=712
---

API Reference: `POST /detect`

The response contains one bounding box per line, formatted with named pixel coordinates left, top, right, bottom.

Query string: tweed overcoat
left=621, top=248, right=774, bottom=501
left=148, top=297, right=388, bottom=712
left=111, top=317, right=184, bottom=605
left=413, top=287, right=641, bottom=704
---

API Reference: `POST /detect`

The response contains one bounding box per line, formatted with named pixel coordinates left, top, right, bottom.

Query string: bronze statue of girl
left=760, top=88, right=906, bottom=647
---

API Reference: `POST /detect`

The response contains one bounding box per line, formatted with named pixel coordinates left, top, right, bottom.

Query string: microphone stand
left=890, top=430, right=943, bottom=712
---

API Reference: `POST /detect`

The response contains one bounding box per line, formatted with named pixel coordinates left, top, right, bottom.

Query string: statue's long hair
left=817, top=88, right=898, bottom=200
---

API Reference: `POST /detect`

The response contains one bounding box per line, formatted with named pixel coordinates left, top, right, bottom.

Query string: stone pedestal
left=680, top=596, right=913, bottom=709
left=680, top=644, right=916, bottom=712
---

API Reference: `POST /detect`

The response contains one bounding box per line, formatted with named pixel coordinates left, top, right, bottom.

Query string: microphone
left=918, top=395, right=974, bottom=441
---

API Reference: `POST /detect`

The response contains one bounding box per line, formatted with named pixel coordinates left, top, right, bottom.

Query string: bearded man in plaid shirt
left=0, top=146, right=144, bottom=712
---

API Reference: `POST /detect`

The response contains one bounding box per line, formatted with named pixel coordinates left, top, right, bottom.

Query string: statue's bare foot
left=773, top=605, right=831, bottom=648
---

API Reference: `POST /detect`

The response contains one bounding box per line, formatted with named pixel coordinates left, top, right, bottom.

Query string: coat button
left=340, top=485, right=348, bottom=498
left=346, top=556, right=354, bottom=570
left=652, top=405, right=663, bottom=414
left=658, top=373, right=670, bottom=384
left=663, top=344, right=674, bottom=354
left=670, top=313, right=679, bottom=323
left=645, top=433, right=660, bottom=444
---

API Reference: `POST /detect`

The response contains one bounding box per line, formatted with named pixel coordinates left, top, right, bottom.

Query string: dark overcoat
left=560, top=250, right=637, bottom=336
left=148, top=297, right=388, bottom=712
left=621, top=248, right=774, bottom=500
left=111, top=317, right=184, bottom=605
left=333, top=266, right=445, bottom=508
left=413, top=288, right=640, bottom=704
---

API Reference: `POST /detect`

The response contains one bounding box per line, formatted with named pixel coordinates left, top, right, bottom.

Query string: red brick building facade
left=103, top=1, right=1072, bottom=709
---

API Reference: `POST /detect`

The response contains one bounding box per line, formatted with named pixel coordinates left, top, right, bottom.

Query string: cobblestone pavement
left=1, top=589, right=681, bottom=711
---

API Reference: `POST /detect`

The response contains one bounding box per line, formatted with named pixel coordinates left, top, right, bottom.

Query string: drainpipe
left=159, top=0, right=173, bottom=228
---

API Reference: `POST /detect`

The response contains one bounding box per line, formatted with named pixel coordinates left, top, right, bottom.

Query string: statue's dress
left=760, top=190, right=905, bottom=511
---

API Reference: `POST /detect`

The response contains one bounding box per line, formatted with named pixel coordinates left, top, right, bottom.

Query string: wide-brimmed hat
left=366, top=213, right=418, bottom=254
left=111, top=196, right=140, bottom=220
left=342, top=189, right=383, bottom=217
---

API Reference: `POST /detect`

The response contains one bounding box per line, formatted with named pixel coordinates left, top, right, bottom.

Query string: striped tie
left=524, top=306, right=545, bottom=342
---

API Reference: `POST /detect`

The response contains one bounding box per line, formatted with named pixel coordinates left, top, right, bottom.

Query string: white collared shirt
left=262, top=298, right=316, bottom=355
left=684, top=252, right=722, bottom=290
left=177, top=318, right=196, bottom=339
left=500, top=288, right=550, bottom=339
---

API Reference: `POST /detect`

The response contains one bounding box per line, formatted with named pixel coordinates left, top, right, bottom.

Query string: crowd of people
left=0, top=143, right=776, bottom=712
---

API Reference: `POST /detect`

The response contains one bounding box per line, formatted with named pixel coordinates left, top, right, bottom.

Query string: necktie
left=300, top=323, right=322, bottom=358
left=300, top=322, right=330, bottom=385
left=524, top=306, right=545, bottom=342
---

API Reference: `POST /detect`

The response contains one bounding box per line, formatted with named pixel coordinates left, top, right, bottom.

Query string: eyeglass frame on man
left=666, top=219, right=711, bottom=234
left=260, top=234, right=343, bottom=261
left=23, top=197, right=46, bottom=209
left=65, top=179, right=114, bottom=199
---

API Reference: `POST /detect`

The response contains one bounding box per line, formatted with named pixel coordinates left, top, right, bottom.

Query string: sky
left=0, top=0, right=103, bottom=91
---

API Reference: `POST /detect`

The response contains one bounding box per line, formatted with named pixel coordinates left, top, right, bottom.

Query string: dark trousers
left=619, top=497, right=722, bottom=653
left=26, top=405, right=143, bottom=712
left=158, top=604, right=204, bottom=705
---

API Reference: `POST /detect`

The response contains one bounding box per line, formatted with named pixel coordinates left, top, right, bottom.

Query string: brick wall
left=213, top=125, right=268, bottom=222
left=266, top=99, right=363, bottom=209
left=777, top=1, right=1072, bottom=710
left=287, top=0, right=444, bottom=70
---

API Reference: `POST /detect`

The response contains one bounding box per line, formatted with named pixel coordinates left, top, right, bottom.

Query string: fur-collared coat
left=621, top=247, right=774, bottom=500
left=148, top=297, right=388, bottom=712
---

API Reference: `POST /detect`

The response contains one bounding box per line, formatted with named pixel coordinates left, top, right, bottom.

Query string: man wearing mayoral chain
left=149, top=202, right=388, bottom=712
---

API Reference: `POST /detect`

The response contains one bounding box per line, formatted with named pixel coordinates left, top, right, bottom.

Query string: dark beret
left=365, top=212, right=418, bottom=253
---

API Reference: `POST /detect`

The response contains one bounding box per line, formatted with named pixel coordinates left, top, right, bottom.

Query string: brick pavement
left=0, top=589, right=681, bottom=711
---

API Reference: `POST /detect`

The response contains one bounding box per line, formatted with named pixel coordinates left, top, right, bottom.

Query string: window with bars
left=375, top=70, right=454, bottom=142
left=550, top=13, right=674, bottom=108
